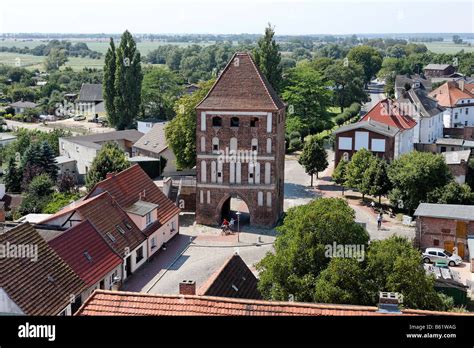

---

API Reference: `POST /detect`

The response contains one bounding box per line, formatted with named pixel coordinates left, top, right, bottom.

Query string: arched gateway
left=194, top=52, right=286, bottom=227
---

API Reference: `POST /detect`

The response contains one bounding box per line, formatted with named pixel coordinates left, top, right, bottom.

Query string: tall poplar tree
left=103, top=38, right=117, bottom=126
left=253, top=23, right=282, bottom=92
left=114, top=30, right=143, bottom=130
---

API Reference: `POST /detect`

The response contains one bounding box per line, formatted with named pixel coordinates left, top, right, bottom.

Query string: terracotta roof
left=49, top=220, right=122, bottom=287
left=86, top=165, right=180, bottom=236
left=198, top=253, right=262, bottom=300
left=424, top=64, right=453, bottom=71
left=0, top=223, right=87, bottom=315
left=360, top=99, right=417, bottom=130
left=196, top=52, right=285, bottom=111
left=429, top=82, right=474, bottom=108
left=133, top=121, right=169, bottom=155
left=41, top=192, right=147, bottom=257
left=76, top=290, right=470, bottom=316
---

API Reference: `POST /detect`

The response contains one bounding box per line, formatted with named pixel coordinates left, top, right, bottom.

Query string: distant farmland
left=0, top=39, right=215, bottom=71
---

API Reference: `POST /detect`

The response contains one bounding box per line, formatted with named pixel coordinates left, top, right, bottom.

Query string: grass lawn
left=422, top=42, right=474, bottom=54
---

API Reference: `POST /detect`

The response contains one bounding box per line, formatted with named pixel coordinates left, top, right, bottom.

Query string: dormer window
left=146, top=212, right=152, bottom=225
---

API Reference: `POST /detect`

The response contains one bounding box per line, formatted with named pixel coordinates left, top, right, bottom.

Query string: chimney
left=179, top=280, right=196, bottom=295
left=377, top=292, right=402, bottom=313
left=459, top=80, right=465, bottom=91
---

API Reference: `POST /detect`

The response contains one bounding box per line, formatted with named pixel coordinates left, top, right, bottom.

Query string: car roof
left=426, top=248, right=444, bottom=252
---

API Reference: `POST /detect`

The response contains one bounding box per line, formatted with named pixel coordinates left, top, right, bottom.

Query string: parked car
left=422, top=248, right=462, bottom=267
left=73, top=115, right=86, bottom=121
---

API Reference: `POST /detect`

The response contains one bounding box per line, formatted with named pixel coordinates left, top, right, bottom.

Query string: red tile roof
left=41, top=192, right=147, bottom=258
left=76, top=290, right=469, bottom=316
left=196, top=52, right=285, bottom=111
left=429, top=81, right=474, bottom=107
left=198, top=253, right=262, bottom=300
left=0, top=223, right=87, bottom=315
left=360, top=99, right=417, bottom=130
left=85, top=165, right=180, bottom=236
left=49, top=220, right=122, bottom=287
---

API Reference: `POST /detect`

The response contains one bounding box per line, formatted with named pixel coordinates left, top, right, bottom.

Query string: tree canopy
left=85, top=142, right=131, bottom=191
left=298, top=136, right=328, bottom=186
left=253, top=23, right=282, bottom=92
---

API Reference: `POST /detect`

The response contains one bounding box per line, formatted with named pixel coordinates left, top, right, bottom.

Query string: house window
left=124, top=222, right=132, bottom=230
left=466, top=108, right=469, bottom=115
left=250, top=117, right=259, bottom=127
left=441, top=228, right=451, bottom=234
left=455, top=113, right=458, bottom=119
left=171, top=220, right=176, bottom=232
left=230, top=117, right=240, bottom=127
left=146, top=212, right=152, bottom=226
left=135, top=246, right=144, bottom=263
left=212, top=116, right=222, bottom=127
left=151, top=237, right=157, bottom=249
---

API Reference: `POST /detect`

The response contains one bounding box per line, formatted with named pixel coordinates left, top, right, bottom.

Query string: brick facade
left=416, top=216, right=474, bottom=259
left=194, top=52, right=285, bottom=226
left=334, top=129, right=395, bottom=166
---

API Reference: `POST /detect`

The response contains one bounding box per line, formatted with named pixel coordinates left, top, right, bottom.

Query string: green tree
left=332, top=158, right=348, bottom=195
left=257, top=198, right=369, bottom=302
left=112, top=30, right=143, bottom=130
left=43, top=192, right=81, bottom=214
left=165, top=79, right=214, bottom=169
left=365, top=236, right=450, bottom=311
left=44, top=48, right=68, bottom=71
left=282, top=63, right=332, bottom=134
left=103, top=38, right=117, bottom=127
left=345, top=148, right=376, bottom=199
left=141, top=66, right=183, bottom=120
left=314, top=258, right=369, bottom=305
left=388, top=152, right=452, bottom=213
left=347, top=46, right=383, bottom=85
left=253, top=23, right=282, bottom=92
left=4, top=157, right=22, bottom=192
left=298, top=136, right=328, bottom=186
left=427, top=181, right=474, bottom=205
left=39, top=141, right=58, bottom=182
left=324, top=59, right=367, bottom=112
left=19, top=174, right=54, bottom=214
left=85, top=142, right=131, bottom=191
left=365, top=158, right=391, bottom=204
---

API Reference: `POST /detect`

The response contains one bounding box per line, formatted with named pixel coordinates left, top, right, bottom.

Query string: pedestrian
left=229, top=218, right=235, bottom=230
left=377, top=213, right=382, bottom=230
left=370, top=201, right=375, bottom=210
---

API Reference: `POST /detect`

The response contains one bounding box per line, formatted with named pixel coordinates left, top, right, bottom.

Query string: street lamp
left=236, top=211, right=241, bottom=243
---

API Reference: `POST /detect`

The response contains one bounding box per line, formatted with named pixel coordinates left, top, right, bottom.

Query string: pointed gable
left=196, top=52, right=285, bottom=111
left=360, top=99, right=417, bottom=131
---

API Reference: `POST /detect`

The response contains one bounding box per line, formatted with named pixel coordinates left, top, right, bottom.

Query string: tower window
left=250, top=117, right=259, bottom=127
left=230, top=117, right=240, bottom=127
left=212, top=116, right=222, bottom=127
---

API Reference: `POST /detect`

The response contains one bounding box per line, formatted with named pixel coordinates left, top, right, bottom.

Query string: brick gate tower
left=195, top=52, right=286, bottom=226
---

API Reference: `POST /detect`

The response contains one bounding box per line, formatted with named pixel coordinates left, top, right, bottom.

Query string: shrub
left=289, top=138, right=303, bottom=152
left=289, top=131, right=301, bottom=140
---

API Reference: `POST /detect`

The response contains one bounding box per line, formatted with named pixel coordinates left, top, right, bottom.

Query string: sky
left=0, top=0, right=473, bottom=35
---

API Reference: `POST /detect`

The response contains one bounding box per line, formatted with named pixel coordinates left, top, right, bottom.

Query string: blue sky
left=0, top=0, right=472, bottom=34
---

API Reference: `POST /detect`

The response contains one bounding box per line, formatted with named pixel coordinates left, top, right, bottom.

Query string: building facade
left=195, top=52, right=286, bottom=226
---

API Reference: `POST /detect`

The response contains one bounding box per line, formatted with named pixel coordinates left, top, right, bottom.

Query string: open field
left=422, top=41, right=474, bottom=54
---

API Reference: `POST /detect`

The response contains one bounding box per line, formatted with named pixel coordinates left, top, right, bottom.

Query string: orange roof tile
left=429, top=81, right=474, bottom=107
left=196, top=52, right=285, bottom=111
left=75, top=290, right=470, bottom=316
left=0, top=223, right=87, bottom=315
left=360, top=99, right=417, bottom=130
left=85, top=165, right=180, bottom=236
